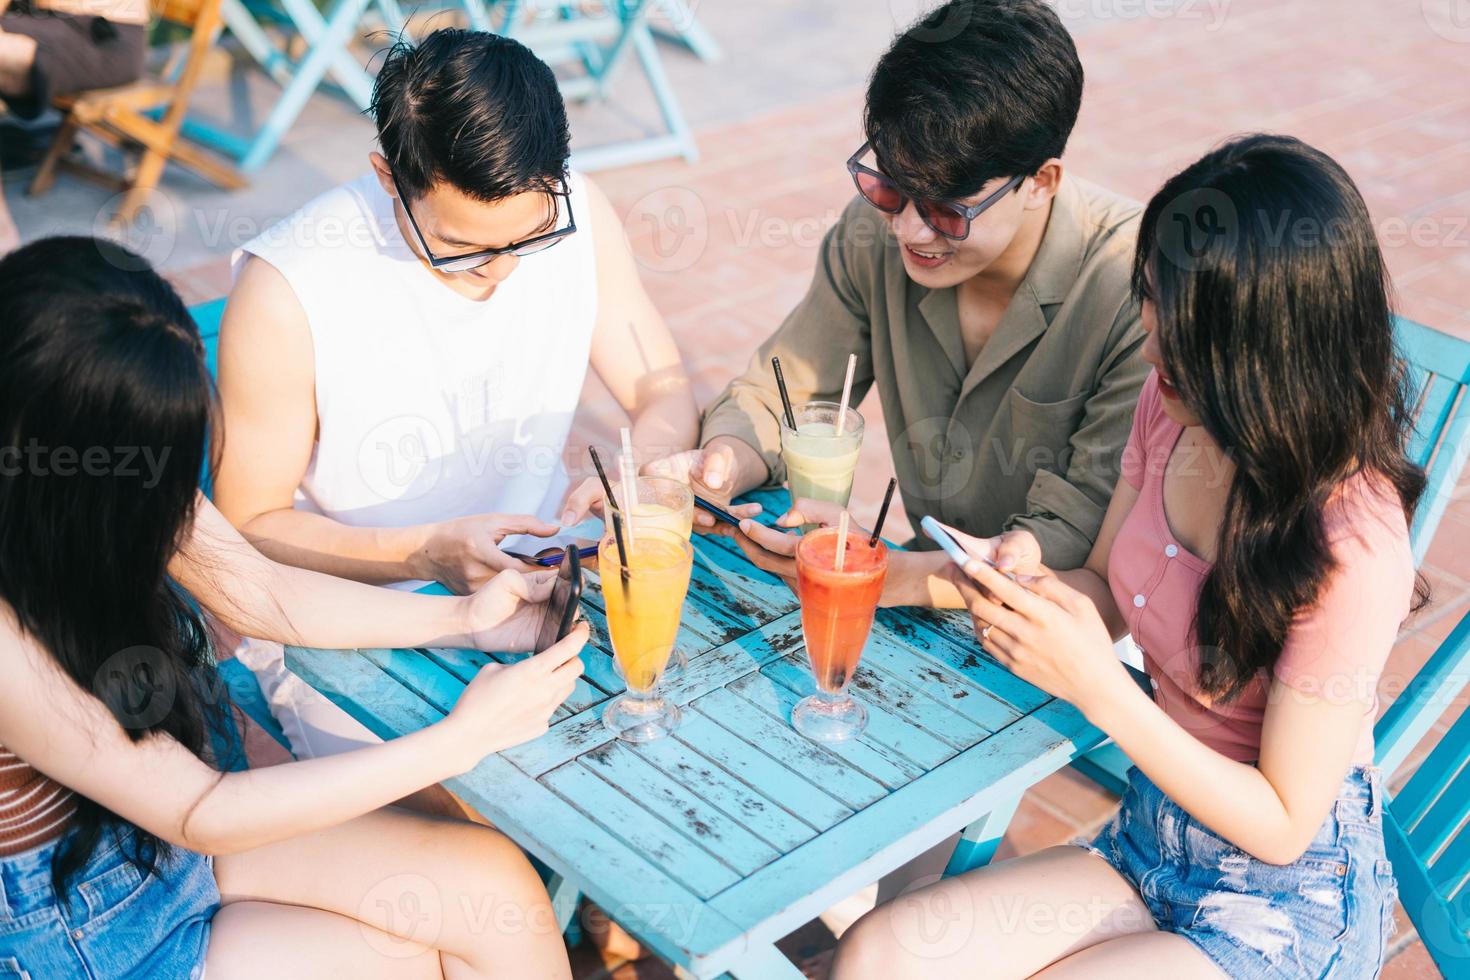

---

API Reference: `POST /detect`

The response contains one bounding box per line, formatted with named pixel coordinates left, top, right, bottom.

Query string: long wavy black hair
left=0, top=236, right=225, bottom=890
left=1134, top=134, right=1428, bottom=700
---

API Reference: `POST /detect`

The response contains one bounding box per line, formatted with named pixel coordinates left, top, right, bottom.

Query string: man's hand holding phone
left=643, top=438, right=767, bottom=530
left=717, top=498, right=854, bottom=590
left=415, top=513, right=561, bottom=592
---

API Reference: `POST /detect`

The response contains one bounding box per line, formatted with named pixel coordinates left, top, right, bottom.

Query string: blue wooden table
left=285, top=488, right=1105, bottom=978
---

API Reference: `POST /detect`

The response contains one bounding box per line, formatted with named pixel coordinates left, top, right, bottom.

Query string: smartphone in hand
left=693, top=495, right=742, bottom=527
left=920, top=516, right=1019, bottom=582
left=510, top=545, right=599, bottom=567
left=534, top=546, right=584, bottom=651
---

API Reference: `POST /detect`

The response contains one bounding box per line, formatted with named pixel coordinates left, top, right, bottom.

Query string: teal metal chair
left=493, top=0, right=698, bottom=170
left=1378, top=609, right=1470, bottom=977
left=1400, top=316, right=1470, bottom=566
left=1373, top=317, right=1470, bottom=977
left=1071, top=316, right=1470, bottom=796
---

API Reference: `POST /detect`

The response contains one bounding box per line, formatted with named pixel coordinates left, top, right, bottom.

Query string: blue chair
left=1070, top=316, right=1470, bottom=796
left=191, top=298, right=279, bottom=770
left=1399, top=316, right=1470, bottom=566
left=1378, top=609, right=1470, bottom=977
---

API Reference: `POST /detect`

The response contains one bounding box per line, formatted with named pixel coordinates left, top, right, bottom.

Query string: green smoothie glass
left=779, top=401, right=864, bottom=527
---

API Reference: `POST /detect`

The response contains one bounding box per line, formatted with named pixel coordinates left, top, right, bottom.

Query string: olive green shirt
left=701, top=176, right=1148, bottom=569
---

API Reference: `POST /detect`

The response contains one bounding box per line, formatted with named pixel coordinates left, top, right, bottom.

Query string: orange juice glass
left=606, top=475, right=694, bottom=541
left=599, top=527, right=693, bottom=742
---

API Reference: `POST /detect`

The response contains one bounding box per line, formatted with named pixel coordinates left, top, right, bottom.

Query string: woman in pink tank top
left=836, top=136, right=1424, bottom=978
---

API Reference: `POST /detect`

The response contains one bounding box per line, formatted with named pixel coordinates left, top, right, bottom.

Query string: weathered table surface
left=287, top=488, right=1105, bottom=979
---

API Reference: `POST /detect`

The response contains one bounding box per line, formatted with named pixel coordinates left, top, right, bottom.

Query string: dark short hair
left=865, top=0, right=1083, bottom=200
left=370, top=29, right=570, bottom=202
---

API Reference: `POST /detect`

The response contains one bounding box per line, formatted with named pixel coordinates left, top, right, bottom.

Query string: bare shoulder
left=221, top=256, right=312, bottom=360
left=579, top=174, right=623, bottom=248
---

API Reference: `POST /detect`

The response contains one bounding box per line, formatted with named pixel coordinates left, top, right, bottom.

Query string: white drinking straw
left=619, top=427, right=638, bottom=547
left=835, top=511, right=850, bottom=572
left=835, top=353, right=857, bottom=436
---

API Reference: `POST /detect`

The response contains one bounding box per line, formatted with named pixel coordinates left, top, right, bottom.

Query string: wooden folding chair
left=28, top=0, right=246, bottom=226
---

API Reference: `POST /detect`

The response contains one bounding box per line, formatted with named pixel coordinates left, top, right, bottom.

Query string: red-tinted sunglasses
left=846, top=141, right=1025, bottom=240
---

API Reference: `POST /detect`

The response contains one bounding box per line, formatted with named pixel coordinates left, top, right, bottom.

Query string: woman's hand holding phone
left=443, top=622, right=588, bottom=769
left=462, top=568, right=558, bottom=653
left=922, top=519, right=1045, bottom=582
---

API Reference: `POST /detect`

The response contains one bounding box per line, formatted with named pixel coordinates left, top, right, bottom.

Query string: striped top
left=0, top=745, right=76, bottom=855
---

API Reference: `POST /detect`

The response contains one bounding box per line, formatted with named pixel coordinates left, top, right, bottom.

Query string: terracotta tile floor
left=174, top=1, right=1467, bottom=975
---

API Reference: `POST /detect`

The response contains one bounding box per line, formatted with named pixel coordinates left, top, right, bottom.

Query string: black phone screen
left=534, top=546, right=583, bottom=652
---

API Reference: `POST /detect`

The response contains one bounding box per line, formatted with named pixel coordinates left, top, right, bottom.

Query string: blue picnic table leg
left=218, top=0, right=296, bottom=87
left=631, top=17, right=697, bottom=162
left=238, top=0, right=374, bottom=171
left=677, top=943, right=805, bottom=980
left=943, top=791, right=1023, bottom=877
left=651, top=0, right=722, bottom=62
left=545, top=872, right=583, bottom=946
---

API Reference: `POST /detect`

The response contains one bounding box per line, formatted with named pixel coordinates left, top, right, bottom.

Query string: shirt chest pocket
left=1003, top=388, right=1090, bottom=475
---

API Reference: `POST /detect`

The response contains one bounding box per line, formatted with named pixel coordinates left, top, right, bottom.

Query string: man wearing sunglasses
left=210, top=30, right=700, bottom=762
left=657, top=0, right=1148, bottom=590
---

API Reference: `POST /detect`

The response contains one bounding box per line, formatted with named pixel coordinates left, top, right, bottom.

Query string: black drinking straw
left=588, top=447, right=629, bottom=579
left=771, top=356, right=798, bottom=430
left=869, top=477, right=898, bottom=547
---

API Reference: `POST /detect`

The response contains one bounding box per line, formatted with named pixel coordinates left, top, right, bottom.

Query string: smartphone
left=694, top=495, right=742, bottom=527
left=920, top=515, right=972, bottom=568
left=509, top=545, right=599, bottom=567
left=534, top=546, right=584, bottom=651
left=920, top=515, right=1020, bottom=582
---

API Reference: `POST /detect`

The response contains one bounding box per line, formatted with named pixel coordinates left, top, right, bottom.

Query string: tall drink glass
left=605, top=475, right=694, bottom=540
left=779, top=402, right=864, bottom=529
left=603, top=476, right=694, bottom=675
left=793, top=527, right=887, bottom=741
left=599, top=527, right=693, bottom=742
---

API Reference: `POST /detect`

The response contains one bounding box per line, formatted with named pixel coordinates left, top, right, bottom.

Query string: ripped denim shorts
left=1081, top=766, right=1398, bottom=978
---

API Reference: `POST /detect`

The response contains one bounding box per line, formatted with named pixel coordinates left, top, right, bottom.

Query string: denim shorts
left=0, top=825, right=219, bottom=979
left=1082, top=766, right=1398, bottom=978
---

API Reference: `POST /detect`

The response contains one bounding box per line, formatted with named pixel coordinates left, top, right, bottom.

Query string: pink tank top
left=1108, top=373, right=1414, bottom=764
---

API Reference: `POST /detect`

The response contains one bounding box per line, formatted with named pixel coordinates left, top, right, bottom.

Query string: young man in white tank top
left=212, top=29, right=732, bottom=760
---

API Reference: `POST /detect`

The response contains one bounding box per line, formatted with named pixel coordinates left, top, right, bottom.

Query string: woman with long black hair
left=830, top=135, right=1423, bottom=977
left=0, top=236, right=583, bottom=977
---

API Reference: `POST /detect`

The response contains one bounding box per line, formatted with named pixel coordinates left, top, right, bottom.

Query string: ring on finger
left=980, top=623, right=994, bottom=643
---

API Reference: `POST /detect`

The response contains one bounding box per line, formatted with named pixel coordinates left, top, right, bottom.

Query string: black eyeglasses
left=391, top=172, right=577, bottom=272
left=846, top=141, right=1026, bottom=241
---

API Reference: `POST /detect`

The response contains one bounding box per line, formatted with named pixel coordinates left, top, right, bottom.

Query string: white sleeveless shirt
left=234, top=172, right=599, bottom=586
